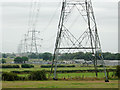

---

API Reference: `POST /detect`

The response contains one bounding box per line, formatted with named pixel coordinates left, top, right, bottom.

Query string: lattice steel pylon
left=18, top=30, right=42, bottom=56
left=50, top=0, right=109, bottom=82
left=18, top=0, right=42, bottom=56
left=26, top=0, right=42, bottom=55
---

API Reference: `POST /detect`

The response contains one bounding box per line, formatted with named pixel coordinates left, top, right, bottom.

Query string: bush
left=21, top=64, right=34, bottom=68
left=2, top=65, right=20, bottom=68
left=41, top=65, right=75, bottom=68
left=2, top=59, right=6, bottom=64
left=2, top=72, right=20, bottom=81
left=12, top=70, right=32, bottom=74
left=115, top=65, right=120, bottom=78
left=99, top=65, right=104, bottom=67
left=28, top=70, right=47, bottom=80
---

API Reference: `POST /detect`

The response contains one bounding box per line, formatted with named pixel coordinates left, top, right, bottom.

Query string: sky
left=0, top=0, right=118, bottom=53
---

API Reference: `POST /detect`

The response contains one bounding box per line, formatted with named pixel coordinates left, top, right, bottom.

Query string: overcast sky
left=0, top=0, right=118, bottom=53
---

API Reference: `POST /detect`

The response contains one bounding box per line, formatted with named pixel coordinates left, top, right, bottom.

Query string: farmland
left=1, top=63, right=117, bottom=79
left=1, top=58, right=119, bottom=88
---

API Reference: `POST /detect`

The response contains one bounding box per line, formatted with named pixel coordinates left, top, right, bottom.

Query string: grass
left=2, top=80, right=118, bottom=88
left=17, top=72, right=116, bottom=80
left=55, top=72, right=115, bottom=78
left=1, top=66, right=116, bottom=72
left=1, top=58, right=117, bottom=72
left=1, top=58, right=118, bottom=88
left=17, top=74, right=30, bottom=77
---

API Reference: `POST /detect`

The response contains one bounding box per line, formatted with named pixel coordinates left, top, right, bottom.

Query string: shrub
left=21, top=64, right=34, bottom=68
left=115, top=65, right=120, bottom=78
left=13, top=65, right=20, bottom=68
left=2, top=72, right=20, bottom=81
left=99, top=65, right=104, bottom=67
left=28, top=70, right=47, bottom=80
left=41, top=65, right=75, bottom=68
left=2, top=65, right=20, bottom=68
left=11, top=70, right=32, bottom=74
left=2, top=59, right=6, bottom=64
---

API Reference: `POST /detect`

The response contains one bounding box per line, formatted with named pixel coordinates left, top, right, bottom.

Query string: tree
left=2, top=54, right=7, bottom=58
left=74, top=52, right=85, bottom=59
left=38, top=53, right=43, bottom=59
left=28, top=53, right=38, bottom=59
left=84, top=52, right=92, bottom=61
left=14, top=57, right=22, bottom=63
left=2, top=59, right=6, bottom=64
left=42, top=52, right=52, bottom=61
left=14, top=57, right=29, bottom=63
left=116, top=65, right=120, bottom=78
left=10, top=53, right=16, bottom=58
left=22, top=57, right=29, bottom=63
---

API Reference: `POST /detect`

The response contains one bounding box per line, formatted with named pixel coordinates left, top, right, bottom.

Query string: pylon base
left=53, top=78, right=58, bottom=80
left=105, top=80, right=109, bottom=82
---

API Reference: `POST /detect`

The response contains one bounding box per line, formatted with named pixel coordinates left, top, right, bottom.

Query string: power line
left=41, top=2, right=61, bottom=33
left=18, top=0, right=42, bottom=55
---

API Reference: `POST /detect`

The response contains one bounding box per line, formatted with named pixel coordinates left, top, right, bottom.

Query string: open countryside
left=1, top=0, right=119, bottom=89
left=1, top=55, right=119, bottom=88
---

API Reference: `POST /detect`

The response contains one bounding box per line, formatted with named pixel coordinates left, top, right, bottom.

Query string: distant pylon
left=51, top=0, right=109, bottom=82
left=27, top=30, right=42, bottom=54
left=18, top=0, right=42, bottom=56
left=18, top=30, right=42, bottom=56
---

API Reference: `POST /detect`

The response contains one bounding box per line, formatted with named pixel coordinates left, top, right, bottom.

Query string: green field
left=1, top=58, right=118, bottom=88
left=18, top=72, right=115, bottom=79
left=54, top=72, right=115, bottom=78
left=2, top=63, right=117, bottom=80
left=1, top=65, right=116, bottom=72
left=2, top=80, right=118, bottom=88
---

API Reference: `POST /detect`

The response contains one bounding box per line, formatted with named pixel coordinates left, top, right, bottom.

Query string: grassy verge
left=2, top=80, right=118, bottom=88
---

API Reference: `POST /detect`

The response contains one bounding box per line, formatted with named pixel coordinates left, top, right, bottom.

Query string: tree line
left=27, top=52, right=120, bottom=60
left=59, top=52, right=120, bottom=60
left=2, top=52, right=120, bottom=61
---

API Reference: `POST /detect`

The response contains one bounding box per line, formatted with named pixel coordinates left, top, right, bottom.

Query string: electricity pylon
left=27, top=30, right=42, bottom=54
left=18, top=0, right=42, bottom=56
left=18, top=30, right=42, bottom=56
left=51, top=0, right=109, bottom=82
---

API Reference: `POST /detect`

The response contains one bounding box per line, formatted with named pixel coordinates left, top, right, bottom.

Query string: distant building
left=75, top=59, right=84, bottom=64
left=61, top=60, right=74, bottom=64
